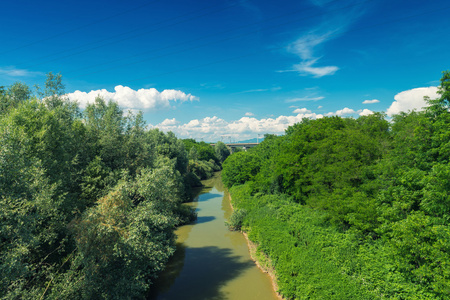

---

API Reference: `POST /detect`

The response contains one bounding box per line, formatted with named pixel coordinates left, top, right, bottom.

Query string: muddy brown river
left=148, top=172, right=279, bottom=300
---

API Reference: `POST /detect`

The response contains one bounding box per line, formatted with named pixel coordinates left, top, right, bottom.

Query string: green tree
left=0, top=82, right=32, bottom=114
left=0, top=119, right=64, bottom=298
left=73, top=161, right=185, bottom=299
left=8, top=81, right=32, bottom=103
left=0, top=73, right=198, bottom=299
left=189, top=146, right=199, bottom=161
left=215, top=141, right=230, bottom=163
left=83, top=96, right=126, bottom=172
left=222, top=151, right=260, bottom=187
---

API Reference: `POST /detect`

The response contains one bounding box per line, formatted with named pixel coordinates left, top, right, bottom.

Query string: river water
left=148, top=172, right=279, bottom=300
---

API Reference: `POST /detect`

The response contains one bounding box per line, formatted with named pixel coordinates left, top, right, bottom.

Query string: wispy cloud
left=236, top=86, right=281, bottom=94
left=284, top=0, right=369, bottom=78
left=292, top=59, right=339, bottom=77
left=283, top=28, right=341, bottom=77
left=0, top=66, right=43, bottom=77
left=245, top=112, right=254, bottom=116
left=285, top=96, right=324, bottom=103
left=238, top=88, right=268, bottom=93
left=199, top=83, right=225, bottom=90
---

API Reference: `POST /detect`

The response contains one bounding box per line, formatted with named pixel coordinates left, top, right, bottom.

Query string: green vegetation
left=182, top=139, right=226, bottom=181
left=0, top=74, right=214, bottom=299
left=223, top=72, right=450, bottom=299
left=214, top=141, right=231, bottom=163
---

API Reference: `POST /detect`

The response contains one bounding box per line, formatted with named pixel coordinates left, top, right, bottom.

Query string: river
left=147, top=172, right=279, bottom=300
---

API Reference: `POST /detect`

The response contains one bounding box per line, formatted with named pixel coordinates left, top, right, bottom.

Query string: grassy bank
left=228, top=184, right=376, bottom=299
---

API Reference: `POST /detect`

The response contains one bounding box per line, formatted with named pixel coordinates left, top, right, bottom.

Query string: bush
left=225, top=209, right=247, bottom=231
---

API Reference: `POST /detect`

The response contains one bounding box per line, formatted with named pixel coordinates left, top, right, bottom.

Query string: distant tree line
left=0, top=73, right=222, bottom=299
left=223, top=72, right=450, bottom=299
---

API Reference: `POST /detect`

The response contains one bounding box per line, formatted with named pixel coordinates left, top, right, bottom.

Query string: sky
left=1, top=0, right=449, bottom=142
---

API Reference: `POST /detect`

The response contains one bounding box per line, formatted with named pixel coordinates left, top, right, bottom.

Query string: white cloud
left=358, top=109, right=374, bottom=116
left=66, top=85, right=198, bottom=110
left=293, top=108, right=311, bottom=114
left=123, top=108, right=141, bottom=117
left=0, top=66, right=43, bottom=77
left=292, top=58, right=339, bottom=78
left=283, top=32, right=340, bottom=78
left=159, top=118, right=179, bottom=126
left=236, top=86, right=282, bottom=94
left=286, top=96, right=324, bottom=102
left=362, top=99, right=380, bottom=104
left=386, top=86, right=439, bottom=116
left=245, top=112, right=254, bottom=116
left=152, top=105, right=378, bottom=142
left=152, top=111, right=324, bottom=142
left=325, top=107, right=374, bottom=117
left=288, top=33, right=331, bottom=61
left=336, top=108, right=355, bottom=116
left=326, top=107, right=356, bottom=116
left=284, top=0, right=368, bottom=78
left=238, top=88, right=268, bottom=93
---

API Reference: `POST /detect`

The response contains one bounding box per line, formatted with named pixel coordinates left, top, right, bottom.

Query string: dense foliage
left=182, top=139, right=225, bottom=181
left=223, top=72, right=450, bottom=299
left=0, top=74, right=199, bottom=299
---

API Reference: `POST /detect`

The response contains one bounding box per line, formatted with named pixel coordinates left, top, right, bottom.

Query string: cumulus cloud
left=326, top=107, right=355, bottom=116
left=152, top=111, right=324, bottom=141
left=362, top=99, right=380, bottom=104
left=245, top=112, right=254, bottom=116
left=159, top=118, right=179, bottom=126
left=66, top=85, right=198, bottom=110
left=359, top=109, right=374, bottom=116
left=153, top=105, right=378, bottom=141
left=386, top=86, right=439, bottom=116
left=293, top=108, right=311, bottom=114
left=325, top=107, right=374, bottom=117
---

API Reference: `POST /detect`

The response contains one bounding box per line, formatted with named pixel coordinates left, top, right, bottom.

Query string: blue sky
left=1, top=0, right=449, bottom=141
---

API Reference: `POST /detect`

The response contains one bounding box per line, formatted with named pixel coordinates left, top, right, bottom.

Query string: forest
left=0, top=73, right=228, bottom=299
left=222, top=72, right=450, bottom=299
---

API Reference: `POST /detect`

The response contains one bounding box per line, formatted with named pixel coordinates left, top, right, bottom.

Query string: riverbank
left=227, top=193, right=283, bottom=300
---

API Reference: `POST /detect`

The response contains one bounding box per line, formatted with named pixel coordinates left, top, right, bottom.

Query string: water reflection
left=148, top=243, right=187, bottom=296
left=149, top=246, right=253, bottom=300
left=195, top=193, right=223, bottom=202
left=195, top=216, right=216, bottom=224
